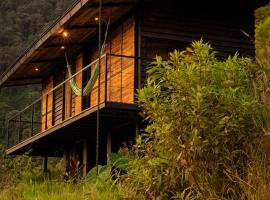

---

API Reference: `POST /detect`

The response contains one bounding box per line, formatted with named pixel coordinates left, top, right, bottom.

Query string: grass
left=0, top=179, right=85, bottom=200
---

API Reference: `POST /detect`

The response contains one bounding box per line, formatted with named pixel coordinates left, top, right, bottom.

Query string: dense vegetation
left=2, top=40, right=270, bottom=199
left=0, top=0, right=74, bottom=72
left=1, top=2, right=270, bottom=200
left=0, top=0, right=74, bottom=145
left=121, top=41, right=270, bottom=199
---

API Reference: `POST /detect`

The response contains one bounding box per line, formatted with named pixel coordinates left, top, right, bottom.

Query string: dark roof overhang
left=0, top=0, right=138, bottom=87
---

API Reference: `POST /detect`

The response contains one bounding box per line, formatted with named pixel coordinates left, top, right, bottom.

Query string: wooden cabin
left=0, top=0, right=266, bottom=176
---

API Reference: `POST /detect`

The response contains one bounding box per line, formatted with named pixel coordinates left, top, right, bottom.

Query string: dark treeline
left=0, top=0, right=75, bottom=144
left=0, top=0, right=74, bottom=73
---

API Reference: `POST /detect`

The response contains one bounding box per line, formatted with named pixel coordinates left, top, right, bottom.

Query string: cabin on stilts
left=0, top=0, right=266, bottom=176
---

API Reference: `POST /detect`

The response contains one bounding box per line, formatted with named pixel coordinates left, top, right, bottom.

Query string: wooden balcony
left=6, top=54, right=142, bottom=155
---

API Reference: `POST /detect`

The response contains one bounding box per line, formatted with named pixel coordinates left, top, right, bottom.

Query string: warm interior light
left=94, top=17, right=99, bottom=21
left=34, top=67, right=39, bottom=72
left=61, top=45, right=65, bottom=50
left=57, top=27, right=64, bottom=34
left=62, top=31, right=69, bottom=37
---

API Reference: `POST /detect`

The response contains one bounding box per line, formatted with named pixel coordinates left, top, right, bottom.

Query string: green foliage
left=84, top=152, right=131, bottom=199
left=0, top=0, right=74, bottom=73
left=117, top=41, right=270, bottom=199
left=85, top=165, right=111, bottom=184
left=0, top=1, right=270, bottom=200
left=0, top=0, right=75, bottom=145
left=108, top=152, right=129, bottom=171
left=2, top=41, right=270, bottom=199
left=255, top=4, right=270, bottom=68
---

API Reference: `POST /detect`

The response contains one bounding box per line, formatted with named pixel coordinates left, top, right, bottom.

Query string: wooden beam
left=87, top=1, right=137, bottom=8
left=5, top=78, right=42, bottom=86
left=0, top=0, right=89, bottom=87
left=44, top=42, right=87, bottom=48
left=68, top=24, right=99, bottom=30
left=29, top=58, right=65, bottom=64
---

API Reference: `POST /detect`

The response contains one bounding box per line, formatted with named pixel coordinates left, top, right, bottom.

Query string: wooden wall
left=41, top=16, right=135, bottom=130
left=109, top=17, right=135, bottom=104
left=139, top=0, right=255, bottom=85
left=90, top=17, right=135, bottom=106
left=75, top=53, right=83, bottom=114
left=53, top=70, right=65, bottom=125
left=41, top=76, right=53, bottom=131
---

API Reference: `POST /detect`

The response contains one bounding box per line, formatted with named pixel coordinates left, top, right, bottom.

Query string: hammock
left=65, top=50, right=102, bottom=96
left=65, top=20, right=109, bottom=96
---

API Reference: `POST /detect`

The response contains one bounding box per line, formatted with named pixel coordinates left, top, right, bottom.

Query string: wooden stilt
left=83, top=141, right=88, bottom=177
left=135, top=120, right=140, bottom=138
left=63, top=150, right=67, bottom=172
left=43, top=156, right=48, bottom=173
left=107, top=131, right=111, bottom=163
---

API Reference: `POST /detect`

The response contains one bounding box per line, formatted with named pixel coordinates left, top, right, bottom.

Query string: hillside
left=0, top=0, right=75, bottom=145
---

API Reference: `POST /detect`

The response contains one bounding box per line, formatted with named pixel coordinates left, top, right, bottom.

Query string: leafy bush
left=2, top=41, right=270, bottom=199
left=118, top=40, right=270, bottom=199
left=255, top=4, right=270, bottom=68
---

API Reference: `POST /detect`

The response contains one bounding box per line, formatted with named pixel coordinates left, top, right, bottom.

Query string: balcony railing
left=6, top=53, right=147, bottom=149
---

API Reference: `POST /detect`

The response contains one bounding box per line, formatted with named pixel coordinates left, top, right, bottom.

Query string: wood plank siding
left=75, top=53, right=83, bottom=115
left=90, top=17, right=135, bottom=106
left=53, top=70, right=65, bottom=125
left=139, top=1, right=254, bottom=85
left=41, top=76, right=53, bottom=131
left=41, top=17, right=135, bottom=130
left=40, top=0, right=255, bottom=131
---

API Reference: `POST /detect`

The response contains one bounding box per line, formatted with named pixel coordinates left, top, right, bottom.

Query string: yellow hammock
left=65, top=20, right=109, bottom=96
left=65, top=53, right=101, bottom=96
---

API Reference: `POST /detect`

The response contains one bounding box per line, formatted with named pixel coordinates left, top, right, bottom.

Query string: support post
left=43, top=156, right=48, bottom=173
left=135, top=120, right=140, bottom=138
left=105, top=54, right=108, bottom=103
left=63, top=150, right=67, bottom=168
left=107, top=131, right=111, bottom=163
left=45, top=94, right=48, bottom=130
left=96, top=0, right=102, bottom=176
left=62, top=84, right=66, bottom=121
left=83, top=141, right=88, bottom=177
left=63, top=150, right=69, bottom=177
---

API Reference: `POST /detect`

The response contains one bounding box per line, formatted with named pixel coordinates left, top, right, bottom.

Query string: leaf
left=108, top=152, right=129, bottom=171
left=85, top=165, right=111, bottom=184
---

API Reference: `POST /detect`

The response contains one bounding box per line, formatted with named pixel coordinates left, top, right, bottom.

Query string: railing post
left=45, top=94, right=48, bottom=130
left=81, top=70, right=83, bottom=110
left=18, top=113, right=21, bottom=144
left=120, top=55, right=123, bottom=102
left=62, top=84, right=66, bottom=121
left=134, top=56, right=138, bottom=104
left=105, top=54, right=108, bottom=103
left=70, top=87, right=72, bottom=118
left=31, top=104, right=34, bottom=136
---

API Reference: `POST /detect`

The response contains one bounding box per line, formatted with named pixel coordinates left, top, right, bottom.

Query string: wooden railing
left=6, top=54, right=149, bottom=148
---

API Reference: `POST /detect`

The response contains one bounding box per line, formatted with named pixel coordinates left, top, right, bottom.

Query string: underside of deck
left=6, top=102, right=139, bottom=156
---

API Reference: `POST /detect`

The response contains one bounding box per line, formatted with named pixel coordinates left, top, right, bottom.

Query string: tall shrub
left=255, top=4, right=270, bottom=68
left=120, top=41, right=269, bottom=199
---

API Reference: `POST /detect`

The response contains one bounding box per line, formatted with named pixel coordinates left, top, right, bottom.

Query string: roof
left=0, top=0, right=138, bottom=86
